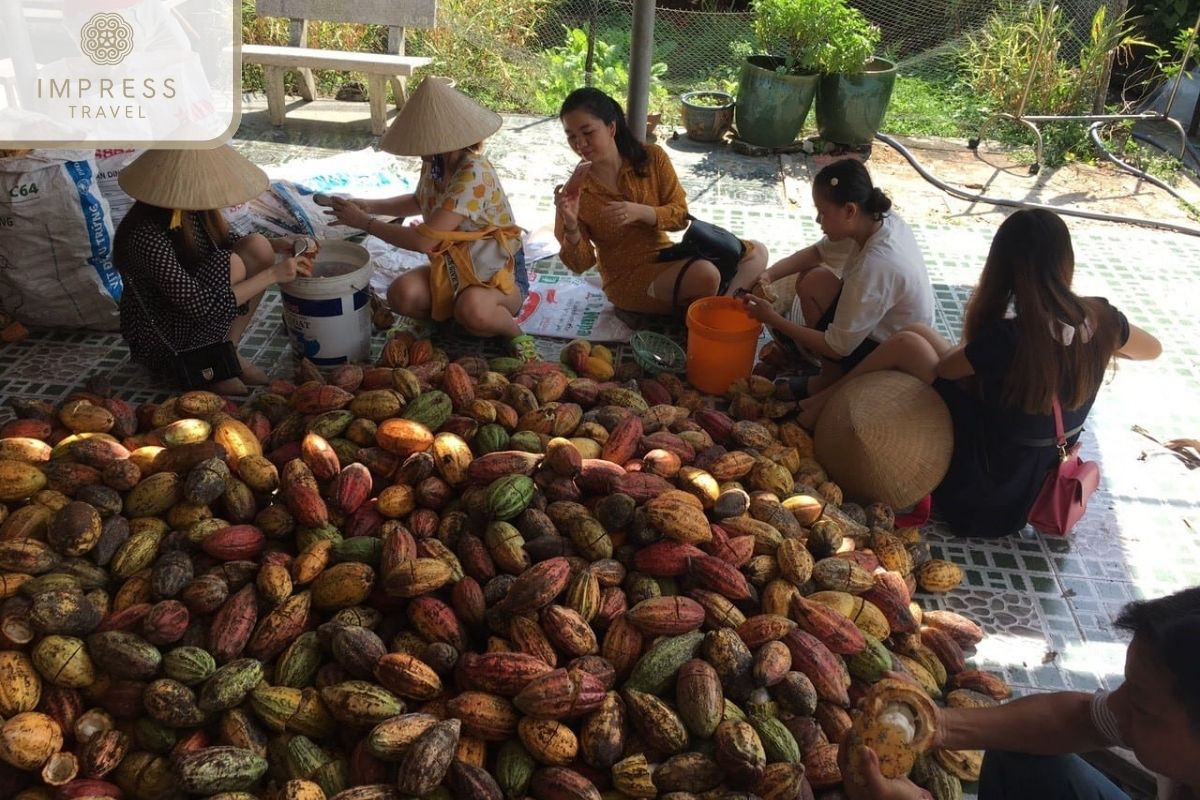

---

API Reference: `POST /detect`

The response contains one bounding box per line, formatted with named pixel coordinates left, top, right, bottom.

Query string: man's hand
left=840, top=744, right=933, bottom=800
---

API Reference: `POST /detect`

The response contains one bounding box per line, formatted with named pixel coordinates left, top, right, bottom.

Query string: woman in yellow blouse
left=554, top=88, right=768, bottom=315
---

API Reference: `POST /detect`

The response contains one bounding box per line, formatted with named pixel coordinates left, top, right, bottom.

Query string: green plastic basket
left=630, top=331, right=687, bottom=374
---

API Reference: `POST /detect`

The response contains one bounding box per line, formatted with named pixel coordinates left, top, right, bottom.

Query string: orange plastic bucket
left=685, top=296, right=762, bottom=395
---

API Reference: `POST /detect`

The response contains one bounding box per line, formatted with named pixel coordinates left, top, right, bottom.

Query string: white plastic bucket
left=280, top=240, right=374, bottom=365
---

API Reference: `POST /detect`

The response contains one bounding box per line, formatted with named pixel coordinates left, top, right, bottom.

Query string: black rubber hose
left=874, top=132, right=1200, bottom=238
left=1087, top=121, right=1183, bottom=200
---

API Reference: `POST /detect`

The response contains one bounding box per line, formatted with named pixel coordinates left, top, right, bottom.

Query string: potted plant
left=812, top=5, right=894, bottom=146
left=734, top=0, right=837, bottom=148
left=680, top=90, right=735, bottom=142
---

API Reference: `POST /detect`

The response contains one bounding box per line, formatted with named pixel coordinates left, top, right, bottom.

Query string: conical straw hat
left=813, top=370, right=953, bottom=510
left=379, top=77, right=502, bottom=156
left=117, top=145, right=268, bottom=210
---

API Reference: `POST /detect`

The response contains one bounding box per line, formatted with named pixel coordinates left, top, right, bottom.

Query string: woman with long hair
left=115, top=146, right=313, bottom=396
left=796, top=209, right=1160, bottom=536
left=328, top=78, right=535, bottom=360
left=741, top=158, right=933, bottom=400
left=553, top=87, right=768, bottom=314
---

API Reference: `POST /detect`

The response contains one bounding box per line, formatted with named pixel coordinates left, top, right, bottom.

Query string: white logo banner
left=0, top=0, right=239, bottom=147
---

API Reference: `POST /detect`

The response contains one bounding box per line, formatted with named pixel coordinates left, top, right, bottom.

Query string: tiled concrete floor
left=2, top=95, right=1197, bottom=798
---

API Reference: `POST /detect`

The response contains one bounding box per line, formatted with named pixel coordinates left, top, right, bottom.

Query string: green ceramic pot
left=733, top=55, right=819, bottom=148
left=680, top=91, right=735, bottom=143
left=815, top=57, right=898, bottom=146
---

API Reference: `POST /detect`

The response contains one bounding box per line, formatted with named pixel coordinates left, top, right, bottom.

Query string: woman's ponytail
left=814, top=159, right=891, bottom=220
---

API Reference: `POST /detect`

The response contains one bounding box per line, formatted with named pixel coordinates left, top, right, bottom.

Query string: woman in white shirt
left=742, top=158, right=934, bottom=426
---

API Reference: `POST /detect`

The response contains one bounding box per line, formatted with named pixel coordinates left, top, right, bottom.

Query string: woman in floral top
left=329, top=78, right=535, bottom=360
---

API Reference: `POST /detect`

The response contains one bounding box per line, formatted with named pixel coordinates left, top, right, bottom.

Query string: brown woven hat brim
left=379, top=76, right=502, bottom=156
left=813, top=370, right=953, bottom=509
left=117, top=145, right=268, bottom=210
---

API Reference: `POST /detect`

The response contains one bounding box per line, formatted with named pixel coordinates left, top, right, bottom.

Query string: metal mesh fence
left=245, top=0, right=1126, bottom=136
left=399, top=0, right=1124, bottom=133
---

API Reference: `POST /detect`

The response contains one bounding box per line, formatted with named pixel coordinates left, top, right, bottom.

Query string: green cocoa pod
left=486, top=475, right=536, bottom=521
left=401, top=391, right=452, bottom=431
left=623, top=630, right=704, bottom=695
left=175, top=746, right=268, bottom=794
left=199, top=658, right=265, bottom=712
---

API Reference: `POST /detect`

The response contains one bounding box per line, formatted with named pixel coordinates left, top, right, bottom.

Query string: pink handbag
left=1027, top=396, right=1100, bottom=537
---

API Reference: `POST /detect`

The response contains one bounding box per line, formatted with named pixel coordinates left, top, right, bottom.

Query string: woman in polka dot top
left=114, top=147, right=314, bottom=396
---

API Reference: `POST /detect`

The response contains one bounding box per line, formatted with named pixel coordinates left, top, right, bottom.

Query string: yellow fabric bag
left=419, top=223, right=523, bottom=322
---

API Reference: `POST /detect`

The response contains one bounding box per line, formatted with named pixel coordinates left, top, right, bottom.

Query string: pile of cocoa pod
left=0, top=332, right=1011, bottom=800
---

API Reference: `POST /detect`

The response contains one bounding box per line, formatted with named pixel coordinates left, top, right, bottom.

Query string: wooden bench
left=243, top=0, right=436, bottom=136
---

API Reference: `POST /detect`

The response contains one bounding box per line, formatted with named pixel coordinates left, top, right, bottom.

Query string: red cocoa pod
left=600, top=415, right=642, bottom=466
left=637, top=378, right=672, bottom=407
left=465, top=651, right=556, bottom=697
left=861, top=575, right=919, bottom=635
left=613, top=471, right=673, bottom=504
left=408, top=596, right=468, bottom=653
left=921, top=609, right=985, bottom=649
left=208, top=584, right=258, bottom=664
left=330, top=462, right=374, bottom=515
left=55, top=778, right=123, bottom=800
left=467, top=451, right=543, bottom=484
left=631, top=541, right=706, bottom=577
left=576, top=459, right=625, bottom=495
left=790, top=595, right=867, bottom=656
left=690, top=554, right=753, bottom=601
left=782, top=628, right=852, bottom=708
left=513, top=667, right=606, bottom=719
left=451, top=575, right=486, bottom=629
left=498, top=556, right=572, bottom=615
left=141, top=600, right=189, bottom=646
left=692, top=409, right=734, bottom=444
left=291, top=383, right=353, bottom=414
left=300, top=432, right=341, bottom=481
left=920, top=624, right=967, bottom=675
left=736, top=614, right=797, bottom=650
left=626, top=596, right=706, bottom=636
left=201, top=525, right=266, bottom=561
left=246, top=591, right=311, bottom=662
left=96, top=603, right=152, bottom=633
left=640, top=431, right=695, bottom=465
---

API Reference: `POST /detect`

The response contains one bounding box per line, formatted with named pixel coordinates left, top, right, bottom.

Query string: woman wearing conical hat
left=115, top=146, right=315, bottom=395
left=325, top=77, right=535, bottom=360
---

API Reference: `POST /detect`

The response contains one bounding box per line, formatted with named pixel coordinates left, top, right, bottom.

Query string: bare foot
left=238, top=356, right=269, bottom=385
left=209, top=377, right=249, bottom=396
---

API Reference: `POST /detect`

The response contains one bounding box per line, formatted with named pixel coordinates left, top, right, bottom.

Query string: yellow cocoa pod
left=916, top=560, right=964, bottom=593
left=0, top=712, right=63, bottom=770
left=236, top=455, right=279, bottom=494
left=0, top=459, right=47, bottom=502
left=0, top=652, right=42, bottom=717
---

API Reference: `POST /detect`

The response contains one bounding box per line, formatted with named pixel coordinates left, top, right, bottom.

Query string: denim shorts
left=513, top=247, right=529, bottom=301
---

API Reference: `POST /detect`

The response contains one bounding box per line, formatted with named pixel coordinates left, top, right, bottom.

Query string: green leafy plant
left=815, top=3, right=882, bottom=74
left=407, top=0, right=552, bottom=110
left=531, top=27, right=669, bottom=116
left=962, top=0, right=1148, bottom=164
left=751, top=0, right=879, bottom=74
left=683, top=91, right=734, bottom=107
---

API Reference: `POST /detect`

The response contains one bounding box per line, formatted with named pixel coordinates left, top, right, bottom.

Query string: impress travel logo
left=80, top=13, right=136, bottom=66
left=0, top=0, right=239, bottom=147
